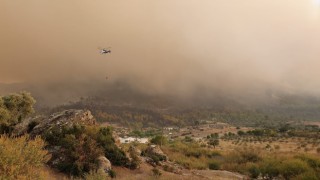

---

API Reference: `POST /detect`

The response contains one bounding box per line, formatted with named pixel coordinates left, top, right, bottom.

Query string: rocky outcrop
left=30, top=109, right=96, bottom=136
left=142, top=145, right=168, bottom=166
left=13, top=116, right=44, bottom=136
left=13, top=109, right=96, bottom=137
left=145, top=145, right=168, bottom=161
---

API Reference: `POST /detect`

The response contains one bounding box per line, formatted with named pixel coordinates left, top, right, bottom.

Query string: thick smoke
left=1, top=0, right=320, bottom=104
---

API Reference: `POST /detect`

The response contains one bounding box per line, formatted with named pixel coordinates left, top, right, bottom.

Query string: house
left=119, top=137, right=149, bottom=144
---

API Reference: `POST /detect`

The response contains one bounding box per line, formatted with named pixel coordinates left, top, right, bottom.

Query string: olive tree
left=0, top=92, right=36, bottom=126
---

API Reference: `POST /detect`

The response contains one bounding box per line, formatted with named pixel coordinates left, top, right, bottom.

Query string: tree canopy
left=0, top=92, right=35, bottom=126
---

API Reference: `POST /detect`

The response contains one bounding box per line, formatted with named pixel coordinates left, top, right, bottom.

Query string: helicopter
left=99, top=47, right=111, bottom=54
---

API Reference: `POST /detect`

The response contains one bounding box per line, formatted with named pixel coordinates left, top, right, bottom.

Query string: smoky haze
left=1, top=0, right=320, bottom=105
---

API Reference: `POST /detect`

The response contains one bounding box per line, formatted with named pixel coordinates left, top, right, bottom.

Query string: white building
left=119, top=137, right=149, bottom=144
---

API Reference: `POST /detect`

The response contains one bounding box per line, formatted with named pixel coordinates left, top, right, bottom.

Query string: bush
left=0, top=135, right=50, bottom=179
left=259, top=158, right=281, bottom=179
left=227, top=148, right=261, bottom=164
left=97, top=128, right=130, bottom=166
left=292, top=171, right=319, bottom=180
left=296, top=154, right=320, bottom=170
left=152, top=168, right=162, bottom=177
left=280, top=159, right=309, bottom=180
left=151, top=135, right=168, bottom=146
left=45, top=126, right=130, bottom=172
left=208, top=161, right=220, bottom=170
left=0, top=92, right=35, bottom=126
left=58, top=133, right=103, bottom=176
left=207, top=151, right=221, bottom=158
left=248, top=165, right=260, bottom=179
left=128, top=146, right=141, bottom=169
left=108, top=169, right=116, bottom=178
left=163, top=165, right=175, bottom=172
left=44, top=125, right=104, bottom=176
left=44, top=125, right=106, bottom=176
left=84, top=170, right=109, bottom=180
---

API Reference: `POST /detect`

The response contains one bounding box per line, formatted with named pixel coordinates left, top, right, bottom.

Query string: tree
left=208, top=139, right=219, bottom=148
left=0, top=92, right=35, bottom=126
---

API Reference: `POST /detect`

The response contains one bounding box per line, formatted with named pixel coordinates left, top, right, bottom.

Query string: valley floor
left=113, top=162, right=245, bottom=180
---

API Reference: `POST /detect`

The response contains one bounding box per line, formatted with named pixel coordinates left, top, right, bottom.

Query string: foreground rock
left=13, top=109, right=96, bottom=136
left=13, top=116, right=44, bottom=136
left=30, top=109, right=96, bottom=136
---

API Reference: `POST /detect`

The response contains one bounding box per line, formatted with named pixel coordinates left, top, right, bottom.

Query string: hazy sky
left=1, top=0, right=320, bottom=96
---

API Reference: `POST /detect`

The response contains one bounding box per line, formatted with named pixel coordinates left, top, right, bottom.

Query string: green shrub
left=108, top=169, right=116, bottom=178
left=44, top=125, right=103, bottom=176
left=0, top=92, right=35, bottom=127
left=128, top=146, right=141, bottom=169
left=152, top=168, right=162, bottom=177
left=259, top=158, right=281, bottom=179
left=207, top=151, right=221, bottom=158
left=208, top=161, right=220, bottom=170
left=184, top=136, right=194, bottom=142
left=292, top=171, right=319, bottom=180
left=151, top=135, right=168, bottom=146
left=280, top=159, right=309, bottom=180
left=296, top=154, right=320, bottom=170
left=227, top=148, right=261, bottom=164
left=248, top=165, right=260, bottom=179
left=43, top=125, right=128, bottom=176
left=96, top=127, right=130, bottom=167
left=84, top=170, right=109, bottom=180
left=185, top=150, right=201, bottom=158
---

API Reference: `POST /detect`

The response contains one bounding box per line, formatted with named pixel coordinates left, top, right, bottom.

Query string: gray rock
left=144, top=145, right=168, bottom=162
left=97, top=156, right=112, bottom=173
left=30, top=109, right=96, bottom=136
left=13, top=116, right=44, bottom=136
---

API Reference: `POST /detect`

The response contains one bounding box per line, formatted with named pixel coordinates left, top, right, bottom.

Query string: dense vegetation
left=160, top=139, right=320, bottom=179
left=0, top=92, right=35, bottom=133
left=0, top=92, right=129, bottom=178
left=43, top=125, right=130, bottom=176
left=1, top=91, right=320, bottom=179
left=48, top=92, right=320, bottom=129
left=0, top=135, right=50, bottom=180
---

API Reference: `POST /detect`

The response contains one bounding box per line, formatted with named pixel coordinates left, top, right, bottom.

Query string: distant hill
left=2, top=81, right=320, bottom=128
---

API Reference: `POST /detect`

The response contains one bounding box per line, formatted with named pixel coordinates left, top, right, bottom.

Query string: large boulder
left=97, top=156, right=112, bottom=173
left=30, top=109, right=96, bottom=136
left=142, top=145, right=168, bottom=165
left=146, top=145, right=168, bottom=160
